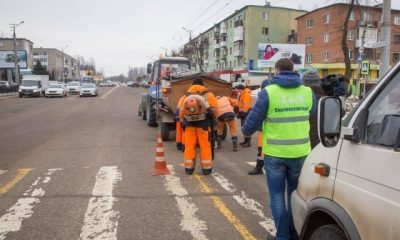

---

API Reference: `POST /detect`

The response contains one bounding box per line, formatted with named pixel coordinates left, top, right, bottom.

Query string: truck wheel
left=160, top=122, right=170, bottom=141
left=146, top=102, right=158, bottom=127
left=310, top=224, right=347, bottom=240
left=221, top=124, right=228, bottom=140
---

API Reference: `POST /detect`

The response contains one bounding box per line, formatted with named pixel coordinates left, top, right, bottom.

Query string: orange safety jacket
left=238, top=88, right=252, bottom=113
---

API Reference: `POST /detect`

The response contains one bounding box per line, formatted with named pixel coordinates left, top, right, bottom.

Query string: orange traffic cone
left=150, top=132, right=170, bottom=176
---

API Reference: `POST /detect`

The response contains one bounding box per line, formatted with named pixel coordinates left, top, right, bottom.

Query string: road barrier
left=150, top=132, right=170, bottom=176
left=0, top=85, right=18, bottom=96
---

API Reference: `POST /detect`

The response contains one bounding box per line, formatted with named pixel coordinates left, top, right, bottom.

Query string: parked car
left=45, top=83, right=67, bottom=97
left=67, top=81, right=81, bottom=94
left=99, top=82, right=106, bottom=87
left=132, top=82, right=139, bottom=87
left=127, top=81, right=134, bottom=87
left=79, top=83, right=98, bottom=97
left=291, top=61, right=400, bottom=240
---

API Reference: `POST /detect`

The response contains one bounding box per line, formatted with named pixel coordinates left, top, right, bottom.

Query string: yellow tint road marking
left=193, top=174, right=256, bottom=240
left=0, top=169, right=32, bottom=196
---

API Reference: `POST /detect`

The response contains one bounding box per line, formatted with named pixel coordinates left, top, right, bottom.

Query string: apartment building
left=184, top=4, right=306, bottom=80
left=297, top=3, right=400, bottom=81
left=0, top=38, right=34, bottom=82
left=33, top=48, right=79, bottom=81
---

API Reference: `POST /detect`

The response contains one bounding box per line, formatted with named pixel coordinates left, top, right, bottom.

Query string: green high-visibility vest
left=262, top=84, right=313, bottom=158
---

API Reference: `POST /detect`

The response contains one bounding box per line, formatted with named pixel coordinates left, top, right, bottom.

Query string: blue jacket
left=242, top=71, right=317, bottom=136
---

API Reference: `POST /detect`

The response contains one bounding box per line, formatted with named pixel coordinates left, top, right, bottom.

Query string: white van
left=291, top=61, right=400, bottom=240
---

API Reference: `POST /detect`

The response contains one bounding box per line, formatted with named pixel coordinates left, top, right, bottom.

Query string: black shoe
left=239, top=140, right=246, bottom=145
left=241, top=137, right=251, bottom=147
left=216, top=138, right=222, bottom=149
left=233, top=141, right=238, bottom=152
left=202, top=169, right=212, bottom=175
left=185, top=168, right=194, bottom=175
left=248, top=167, right=263, bottom=175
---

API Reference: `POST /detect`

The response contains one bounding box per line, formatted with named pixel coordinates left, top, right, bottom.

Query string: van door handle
left=314, top=163, right=330, bottom=177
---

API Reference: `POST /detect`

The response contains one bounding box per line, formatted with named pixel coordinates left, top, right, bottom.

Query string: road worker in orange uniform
left=216, top=96, right=239, bottom=151
left=175, top=95, right=186, bottom=151
left=236, top=84, right=253, bottom=147
left=180, top=78, right=217, bottom=175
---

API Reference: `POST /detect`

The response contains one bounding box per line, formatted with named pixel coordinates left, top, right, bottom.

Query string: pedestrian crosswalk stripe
left=0, top=168, right=32, bottom=196
left=165, top=165, right=208, bottom=240
left=194, top=173, right=257, bottom=240
left=79, top=166, right=121, bottom=240
left=212, top=172, right=276, bottom=236
left=0, top=168, right=61, bottom=239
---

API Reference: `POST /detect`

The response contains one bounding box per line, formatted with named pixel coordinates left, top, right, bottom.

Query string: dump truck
left=139, top=57, right=232, bottom=141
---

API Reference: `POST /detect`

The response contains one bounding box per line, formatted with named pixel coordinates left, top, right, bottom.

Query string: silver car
left=79, top=83, right=98, bottom=97
left=67, top=81, right=81, bottom=94
left=45, top=84, right=67, bottom=97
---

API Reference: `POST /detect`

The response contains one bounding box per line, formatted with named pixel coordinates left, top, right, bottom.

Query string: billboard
left=0, top=50, right=28, bottom=69
left=257, top=43, right=305, bottom=69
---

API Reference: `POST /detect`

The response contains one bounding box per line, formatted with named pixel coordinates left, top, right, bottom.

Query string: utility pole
left=10, top=21, right=24, bottom=84
left=61, top=45, right=68, bottom=83
left=379, top=0, right=391, bottom=80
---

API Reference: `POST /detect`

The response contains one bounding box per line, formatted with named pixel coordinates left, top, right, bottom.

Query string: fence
left=0, top=85, right=19, bottom=96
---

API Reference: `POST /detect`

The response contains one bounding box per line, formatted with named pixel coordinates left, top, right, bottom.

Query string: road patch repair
left=0, top=168, right=62, bottom=239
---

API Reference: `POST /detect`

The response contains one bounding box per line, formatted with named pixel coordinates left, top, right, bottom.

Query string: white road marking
left=0, top=168, right=62, bottom=239
left=79, top=166, right=122, bottom=240
left=245, top=162, right=266, bottom=174
left=212, top=172, right=276, bottom=236
left=165, top=165, right=208, bottom=240
left=100, top=87, right=118, bottom=99
left=0, top=170, right=7, bottom=175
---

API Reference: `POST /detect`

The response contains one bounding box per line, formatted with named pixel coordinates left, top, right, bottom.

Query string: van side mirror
left=318, top=97, right=342, bottom=148
left=147, top=63, right=153, bottom=74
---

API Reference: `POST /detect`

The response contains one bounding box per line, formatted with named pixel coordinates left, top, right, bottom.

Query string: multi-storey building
left=33, top=48, right=79, bottom=81
left=184, top=4, right=306, bottom=82
left=296, top=3, right=400, bottom=81
left=0, top=38, right=34, bottom=82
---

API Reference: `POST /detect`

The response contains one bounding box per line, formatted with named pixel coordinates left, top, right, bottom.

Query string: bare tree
left=183, top=37, right=209, bottom=72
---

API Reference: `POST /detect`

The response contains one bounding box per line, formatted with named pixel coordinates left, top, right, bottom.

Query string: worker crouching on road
left=236, top=84, right=253, bottom=147
left=216, top=95, right=239, bottom=151
left=180, top=78, right=217, bottom=176
left=242, top=58, right=316, bottom=240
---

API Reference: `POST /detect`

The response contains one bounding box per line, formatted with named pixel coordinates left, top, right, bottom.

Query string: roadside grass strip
left=212, top=172, right=276, bottom=236
left=0, top=169, right=32, bottom=196
left=193, top=173, right=257, bottom=240
left=165, top=165, right=208, bottom=240
left=79, top=166, right=122, bottom=240
left=0, top=168, right=62, bottom=240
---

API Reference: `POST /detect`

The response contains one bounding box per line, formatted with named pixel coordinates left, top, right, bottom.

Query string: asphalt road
left=0, top=86, right=275, bottom=240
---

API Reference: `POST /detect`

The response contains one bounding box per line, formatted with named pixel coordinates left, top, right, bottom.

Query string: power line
left=185, top=0, right=220, bottom=28
left=191, top=0, right=235, bottom=31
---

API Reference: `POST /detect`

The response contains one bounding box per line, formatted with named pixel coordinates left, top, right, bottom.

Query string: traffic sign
left=361, top=60, right=370, bottom=75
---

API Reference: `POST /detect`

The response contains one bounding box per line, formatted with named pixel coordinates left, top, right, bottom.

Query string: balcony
left=356, top=20, right=378, bottom=28
left=221, top=27, right=227, bottom=34
left=233, top=49, right=243, bottom=57
left=214, top=43, right=220, bottom=49
left=234, top=26, right=244, bottom=42
left=355, top=27, right=378, bottom=48
left=221, top=55, right=227, bottom=61
left=220, top=41, right=227, bottom=47
left=203, top=59, right=209, bottom=64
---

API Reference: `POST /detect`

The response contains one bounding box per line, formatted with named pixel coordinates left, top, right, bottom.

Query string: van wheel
left=146, top=102, right=158, bottom=127
left=310, top=224, right=347, bottom=240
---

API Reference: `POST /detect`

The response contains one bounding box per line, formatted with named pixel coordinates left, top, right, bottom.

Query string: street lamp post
left=10, top=21, right=24, bottom=84
left=61, top=45, right=68, bottom=83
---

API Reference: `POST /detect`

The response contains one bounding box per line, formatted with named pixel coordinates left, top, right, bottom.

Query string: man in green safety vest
left=242, top=58, right=316, bottom=240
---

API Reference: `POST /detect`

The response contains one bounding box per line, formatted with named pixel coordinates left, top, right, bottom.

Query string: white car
left=67, top=81, right=81, bottom=94
left=79, top=83, right=98, bottom=97
left=45, top=83, right=67, bottom=97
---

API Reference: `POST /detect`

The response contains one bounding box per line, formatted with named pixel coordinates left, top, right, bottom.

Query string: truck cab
left=291, top=62, right=400, bottom=240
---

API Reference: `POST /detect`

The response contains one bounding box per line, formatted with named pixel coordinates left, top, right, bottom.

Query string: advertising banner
left=257, top=44, right=305, bottom=69
left=0, top=50, right=28, bottom=69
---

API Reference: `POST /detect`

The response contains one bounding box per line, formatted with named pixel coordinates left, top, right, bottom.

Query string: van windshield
left=21, top=80, right=39, bottom=87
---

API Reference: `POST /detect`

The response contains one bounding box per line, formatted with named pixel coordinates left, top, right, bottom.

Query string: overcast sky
left=1, top=0, right=398, bottom=76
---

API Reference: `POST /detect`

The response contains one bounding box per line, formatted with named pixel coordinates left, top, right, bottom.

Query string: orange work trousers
left=217, top=120, right=237, bottom=137
left=176, top=120, right=183, bottom=144
left=184, top=126, right=212, bottom=170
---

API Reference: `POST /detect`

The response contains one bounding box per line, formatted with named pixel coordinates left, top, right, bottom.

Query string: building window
left=323, top=33, right=329, bottom=43
left=393, top=53, right=400, bottom=64
left=394, top=34, right=400, bottom=44
left=262, top=12, right=269, bottom=21
left=395, top=16, right=400, bottom=25
left=323, top=14, right=330, bottom=24
left=362, top=11, right=372, bottom=22
left=347, top=30, right=355, bottom=40
left=229, top=61, right=232, bottom=68
left=262, top=27, right=269, bottom=35
left=306, top=54, right=313, bottom=63
left=0, top=42, right=3, bottom=47
left=349, top=10, right=355, bottom=21
left=306, top=19, right=314, bottom=28
left=349, top=50, right=354, bottom=60
left=306, top=37, right=314, bottom=46
left=323, top=51, right=329, bottom=61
